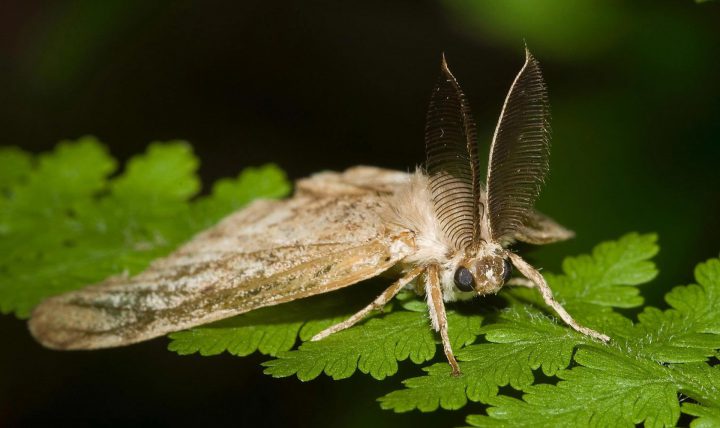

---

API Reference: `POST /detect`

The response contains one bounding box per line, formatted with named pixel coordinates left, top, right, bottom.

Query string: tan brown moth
left=29, top=48, right=609, bottom=376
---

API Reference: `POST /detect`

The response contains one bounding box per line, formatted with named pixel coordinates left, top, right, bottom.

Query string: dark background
left=1, top=1, right=719, bottom=426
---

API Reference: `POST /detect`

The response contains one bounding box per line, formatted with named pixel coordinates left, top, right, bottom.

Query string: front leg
left=507, top=252, right=610, bottom=342
left=425, top=263, right=461, bottom=376
left=311, top=266, right=424, bottom=341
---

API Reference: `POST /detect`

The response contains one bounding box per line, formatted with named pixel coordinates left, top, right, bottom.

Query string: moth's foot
left=310, top=307, right=376, bottom=342
left=576, top=325, right=610, bottom=343
left=445, top=353, right=462, bottom=377
left=310, top=328, right=332, bottom=342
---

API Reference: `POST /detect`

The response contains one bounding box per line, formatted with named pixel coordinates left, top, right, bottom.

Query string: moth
left=29, top=48, right=609, bottom=376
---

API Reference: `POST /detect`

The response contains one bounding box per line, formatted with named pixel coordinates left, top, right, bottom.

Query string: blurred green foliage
left=0, top=139, right=289, bottom=317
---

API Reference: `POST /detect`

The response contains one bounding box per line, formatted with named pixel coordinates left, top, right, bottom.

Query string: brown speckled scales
left=29, top=167, right=416, bottom=349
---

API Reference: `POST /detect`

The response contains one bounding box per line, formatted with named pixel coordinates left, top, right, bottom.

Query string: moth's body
left=29, top=49, right=609, bottom=375
left=387, top=171, right=508, bottom=301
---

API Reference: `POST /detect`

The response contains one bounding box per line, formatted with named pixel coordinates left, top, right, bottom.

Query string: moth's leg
left=506, top=252, right=610, bottom=342
left=425, top=263, right=461, bottom=377
left=505, top=277, right=534, bottom=288
left=311, top=266, right=424, bottom=341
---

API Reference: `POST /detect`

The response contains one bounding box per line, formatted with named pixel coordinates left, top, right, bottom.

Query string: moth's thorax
left=383, top=172, right=509, bottom=302
left=383, top=171, right=454, bottom=266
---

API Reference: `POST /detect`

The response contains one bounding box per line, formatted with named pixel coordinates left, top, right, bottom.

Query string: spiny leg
left=425, top=264, right=461, bottom=376
left=311, top=266, right=424, bottom=341
left=506, top=252, right=610, bottom=342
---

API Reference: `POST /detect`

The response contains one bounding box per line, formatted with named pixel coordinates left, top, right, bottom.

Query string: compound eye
left=453, top=267, right=475, bottom=292
left=502, top=258, right=513, bottom=284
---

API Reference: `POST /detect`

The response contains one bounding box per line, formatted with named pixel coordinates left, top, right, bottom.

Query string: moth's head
left=453, top=248, right=512, bottom=295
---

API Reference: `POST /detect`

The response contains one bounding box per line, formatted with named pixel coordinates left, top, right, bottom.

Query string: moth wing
left=512, top=210, right=574, bottom=245
left=29, top=168, right=416, bottom=350
left=296, top=166, right=412, bottom=197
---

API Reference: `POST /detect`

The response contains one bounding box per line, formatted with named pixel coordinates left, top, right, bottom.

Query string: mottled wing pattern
left=29, top=168, right=416, bottom=350
left=296, top=166, right=412, bottom=197
left=486, top=48, right=551, bottom=242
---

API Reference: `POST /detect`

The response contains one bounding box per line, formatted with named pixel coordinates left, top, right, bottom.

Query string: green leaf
left=466, top=356, right=720, bottom=428
left=672, top=363, right=720, bottom=409
left=464, top=257, right=720, bottom=426
left=168, top=285, right=375, bottom=358
left=378, top=307, right=585, bottom=412
left=627, top=258, right=720, bottom=362
left=264, top=311, right=434, bottom=381
left=0, top=147, right=32, bottom=189
left=191, top=164, right=291, bottom=227
left=379, top=362, right=471, bottom=412
left=111, top=142, right=200, bottom=203
left=263, top=307, right=482, bottom=381
left=168, top=308, right=305, bottom=358
left=683, top=403, right=720, bottom=428
left=467, top=347, right=680, bottom=427
left=0, top=139, right=290, bottom=317
left=1, top=137, right=116, bottom=233
left=547, top=232, right=658, bottom=309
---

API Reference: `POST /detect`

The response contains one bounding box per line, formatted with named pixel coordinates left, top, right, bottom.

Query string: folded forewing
left=296, top=166, right=412, bottom=197
left=29, top=179, right=415, bottom=350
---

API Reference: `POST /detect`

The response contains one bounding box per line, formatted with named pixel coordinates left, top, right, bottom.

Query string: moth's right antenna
left=486, top=47, right=551, bottom=242
left=425, top=54, right=482, bottom=250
